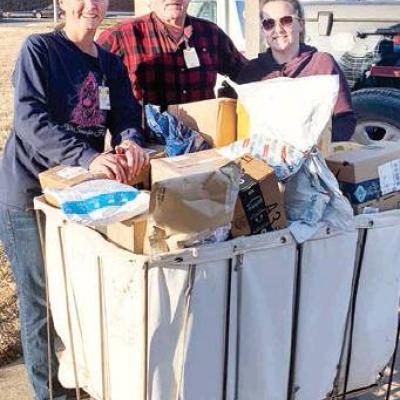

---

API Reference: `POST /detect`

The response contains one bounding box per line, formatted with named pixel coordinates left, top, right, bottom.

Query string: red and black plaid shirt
left=97, top=13, right=247, bottom=107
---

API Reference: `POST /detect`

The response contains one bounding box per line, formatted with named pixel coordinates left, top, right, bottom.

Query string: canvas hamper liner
left=34, top=198, right=400, bottom=400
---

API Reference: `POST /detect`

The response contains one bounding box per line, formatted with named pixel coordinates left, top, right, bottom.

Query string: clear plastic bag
left=45, top=179, right=150, bottom=226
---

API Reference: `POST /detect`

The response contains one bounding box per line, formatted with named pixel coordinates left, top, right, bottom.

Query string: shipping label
left=378, top=159, right=400, bottom=195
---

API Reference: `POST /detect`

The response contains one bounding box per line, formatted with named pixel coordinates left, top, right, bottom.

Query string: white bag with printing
left=231, top=75, right=354, bottom=242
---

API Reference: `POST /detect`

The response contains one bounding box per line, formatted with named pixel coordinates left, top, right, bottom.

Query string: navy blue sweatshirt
left=0, top=30, right=143, bottom=210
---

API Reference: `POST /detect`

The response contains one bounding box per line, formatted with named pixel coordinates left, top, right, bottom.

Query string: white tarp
left=36, top=199, right=400, bottom=400
left=44, top=211, right=147, bottom=400
left=234, top=230, right=296, bottom=400
left=337, top=210, right=400, bottom=393
left=146, top=243, right=233, bottom=400
left=294, top=228, right=358, bottom=400
left=40, top=198, right=235, bottom=400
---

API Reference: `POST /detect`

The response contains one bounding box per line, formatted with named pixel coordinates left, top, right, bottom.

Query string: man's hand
left=115, top=140, right=150, bottom=180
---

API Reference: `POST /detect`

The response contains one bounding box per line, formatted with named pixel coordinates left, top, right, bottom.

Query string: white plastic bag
left=230, top=76, right=354, bottom=242
left=234, top=75, right=338, bottom=153
left=45, top=179, right=150, bottom=226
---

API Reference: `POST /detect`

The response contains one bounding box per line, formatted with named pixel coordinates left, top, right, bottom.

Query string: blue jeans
left=0, top=204, right=78, bottom=400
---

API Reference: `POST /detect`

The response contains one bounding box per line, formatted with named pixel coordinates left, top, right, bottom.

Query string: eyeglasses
left=261, top=15, right=300, bottom=31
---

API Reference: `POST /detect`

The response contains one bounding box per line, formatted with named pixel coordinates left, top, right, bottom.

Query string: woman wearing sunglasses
left=237, top=0, right=356, bottom=142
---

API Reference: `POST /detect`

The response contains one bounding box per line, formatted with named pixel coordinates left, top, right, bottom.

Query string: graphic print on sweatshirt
left=70, top=72, right=106, bottom=127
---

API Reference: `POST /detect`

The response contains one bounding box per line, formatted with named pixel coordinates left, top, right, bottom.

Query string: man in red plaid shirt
left=97, top=0, right=247, bottom=109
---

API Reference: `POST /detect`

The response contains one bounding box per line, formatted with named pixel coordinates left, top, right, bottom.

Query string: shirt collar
left=151, top=11, right=194, bottom=43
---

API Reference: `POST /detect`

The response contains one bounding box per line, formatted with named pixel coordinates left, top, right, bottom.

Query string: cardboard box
left=231, top=155, right=287, bottom=237
left=95, top=213, right=148, bottom=254
left=39, top=166, right=97, bottom=207
left=146, top=149, right=241, bottom=254
left=39, top=146, right=164, bottom=207
left=326, top=141, right=400, bottom=204
left=168, top=98, right=237, bottom=147
left=151, top=149, right=232, bottom=184
left=353, top=191, right=400, bottom=214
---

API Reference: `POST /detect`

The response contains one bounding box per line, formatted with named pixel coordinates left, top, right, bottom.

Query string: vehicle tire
left=35, top=12, right=42, bottom=19
left=351, top=88, right=400, bottom=144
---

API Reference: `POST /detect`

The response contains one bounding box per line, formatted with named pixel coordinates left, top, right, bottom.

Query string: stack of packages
left=40, top=72, right=377, bottom=253
left=38, top=97, right=287, bottom=256
left=145, top=149, right=286, bottom=254
left=38, top=164, right=153, bottom=254
left=326, top=141, right=400, bottom=214
left=229, top=75, right=354, bottom=243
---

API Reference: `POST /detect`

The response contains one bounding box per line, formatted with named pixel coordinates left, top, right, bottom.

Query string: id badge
left=99, top=85, right=111, bottom=110
left=183, top=47, right=200, bottom=69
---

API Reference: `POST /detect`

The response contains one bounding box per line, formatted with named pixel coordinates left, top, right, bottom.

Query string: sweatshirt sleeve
left=216, top=26, right=248, bottom=82
left=12, top=35, right=99, bottom=169
left=315, top=53, right=356, bottom=142
left=107, top=54, right=144, bottom=147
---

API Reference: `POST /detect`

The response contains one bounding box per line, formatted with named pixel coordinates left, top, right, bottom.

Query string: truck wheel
left=351, top=88, right=400, bottom=144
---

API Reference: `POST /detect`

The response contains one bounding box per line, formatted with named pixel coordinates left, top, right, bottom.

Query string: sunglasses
left=261, top=15, right=300, bottom=31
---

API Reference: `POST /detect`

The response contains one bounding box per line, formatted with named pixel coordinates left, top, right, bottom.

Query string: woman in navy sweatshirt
left=237, top=0, right=356, bottom=142
left=0, top=0, right=147, bottom=398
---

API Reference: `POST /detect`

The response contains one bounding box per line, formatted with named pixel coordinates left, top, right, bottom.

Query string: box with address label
left=326, top=141, right=400, bottom=205
left=39, top=166, right=97, bottom=207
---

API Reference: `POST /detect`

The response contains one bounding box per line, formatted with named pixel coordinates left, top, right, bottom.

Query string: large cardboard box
left=353, top=192, right=400, bottom=214
left=146, top=149, right=241, bottom=254
left=326, top=141, right=400, bottom=204
left=231, top=155, right=287, bottom=237
left=95, top=213, right=148, bottom=254
left=168, top=98, right=237, bottom=147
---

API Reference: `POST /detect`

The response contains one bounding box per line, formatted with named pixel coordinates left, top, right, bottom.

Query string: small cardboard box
left=168, top=98, right=237, bottom=147
left=95, top=213, right=148, bottom=254
left=151, top=148, right=231, bottom=183
left=353, top=191, right=400, bottom=214
left=231, top=155, right=287, bottom=237
left=39, top=166, right=97, bottom=207
left=326, top=141, right=400, bottom=204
